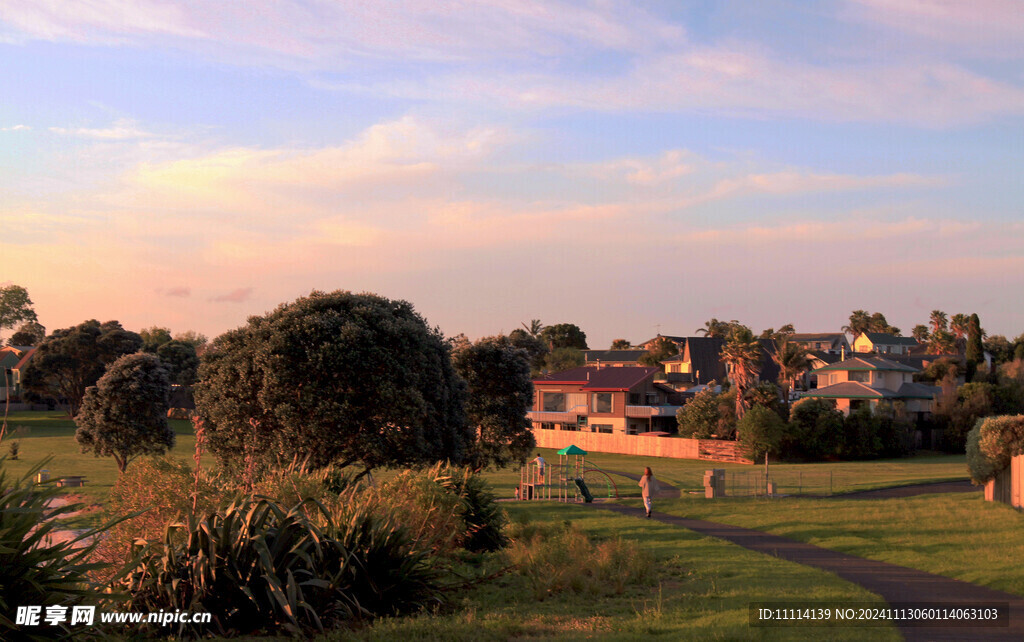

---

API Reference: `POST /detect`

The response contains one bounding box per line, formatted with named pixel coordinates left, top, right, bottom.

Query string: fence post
left=798, top=471, right=802, bottom=496
left=829, top=470, right=833, bottom=496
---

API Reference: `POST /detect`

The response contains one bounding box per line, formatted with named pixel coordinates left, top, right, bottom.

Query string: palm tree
left=842, top=310, right=871, bottom=339
left=521, top=319, right=544, bottom=338
left=928, top=330, right=956, bottom=355
left=610, top=339, right=631, bottom=350
left=950, top=313, right=969, bottom=341
left=911, top=324, right=930, bottom=343
left=929, top=310, right=948, bottom=335
left=719, top=325, right=761, bottom=422
left=772, top=336, right=812, bottom=404
left=697, top=318, right=732, bottom=338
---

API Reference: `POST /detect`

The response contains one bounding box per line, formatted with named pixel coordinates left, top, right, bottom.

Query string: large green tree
left=6, top=321, right=45, bottom=346
left=139, top=326, right=173, bottom=353
left=609, top=338, right=631, bottom=350
left=194, top=291, right=471, bottom=477
left=0, top=285, right=37, bottom=339
left=637, top=336, right=678, bottom=367
left=508, top=328, right=548, bottom=375
left=540, top=323, right=588, bottom=351
left=156, top=339, right=200, bottom=386
left=74, top=353, right=174, bottom=472
left=21, top=320, right=143, bottom=416
left=966, top=313, right=984, bottom=381
left=451, top=335, right=535, bottom=470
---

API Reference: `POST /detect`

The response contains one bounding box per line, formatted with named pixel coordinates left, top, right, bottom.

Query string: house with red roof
left=802, top=355, right=940, bottom=418
left=527, top=365, right=683, bottom=436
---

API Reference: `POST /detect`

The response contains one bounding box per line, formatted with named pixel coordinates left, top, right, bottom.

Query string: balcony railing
left=624, top=405, right=683, bottom=418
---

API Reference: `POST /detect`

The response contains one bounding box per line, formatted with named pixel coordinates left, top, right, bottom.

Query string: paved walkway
left=592, top=484, right=1024, bottom=641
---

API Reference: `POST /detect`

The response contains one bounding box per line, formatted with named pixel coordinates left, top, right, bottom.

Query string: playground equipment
left=517, top=458, right=551, bottom=501
left=516, top=444, right=597, bottom=503
left=581, top=467, right=620, bottom=499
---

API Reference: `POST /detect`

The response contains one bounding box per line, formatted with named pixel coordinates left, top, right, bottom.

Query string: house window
left=560, top=423, right=578, bottom=431
left=849, top=371, right=870, bottom=383
left=543, top=392, right=566, bottom=412
left=540, top=422, right=555, bottom=431
left=592, top=424, right=613, bottom=434
left=592, top=393, right=612, bottom=413
left=646, top=392, right=659, bottom=405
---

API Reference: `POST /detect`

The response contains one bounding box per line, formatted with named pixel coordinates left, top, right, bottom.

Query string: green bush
left=786, top=398, right=844, bottom=461
left=967, top=415, right=1024, bottom=484
left=736, top=405, right=786, bottom=462
left=1, top=459, right=121, bottom=639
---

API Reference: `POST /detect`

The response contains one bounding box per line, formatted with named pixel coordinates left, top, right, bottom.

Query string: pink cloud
left=164, top=286, right=190, bottom=297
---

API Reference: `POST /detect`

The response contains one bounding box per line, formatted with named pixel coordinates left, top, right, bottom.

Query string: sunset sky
left=2, top=1, right=1023, bottom=347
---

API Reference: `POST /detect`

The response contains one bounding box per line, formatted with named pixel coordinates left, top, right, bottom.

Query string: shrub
left=442, top=465, right=507, bottom=553
left=503, top=520, right=653, bottom=600
left=786, top=398, right=844, bottom=460
left=967, top=415, right=1024, bottom=484
left=1, top=459, right=120, bottom=639
left=676, top=385, right=719, bottom=438
left=841, top=407, right=882, bottom=459
left=736, top=404, right=786, bottom=462
left=100, top=457, right=229, bottom=565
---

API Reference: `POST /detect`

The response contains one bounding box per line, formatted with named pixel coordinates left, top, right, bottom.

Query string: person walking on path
left=639, top=467, right=659, bottom=518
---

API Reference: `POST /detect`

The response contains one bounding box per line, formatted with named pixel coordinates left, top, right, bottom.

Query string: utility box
left=36, top=470, right=50, bottom=484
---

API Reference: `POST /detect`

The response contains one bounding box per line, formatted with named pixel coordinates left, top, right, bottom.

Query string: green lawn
left=637, top=491, right=1024, bottom=597
left=326, top=502, right=900, bottom=641
left=1, top=411, right=197, bottom=505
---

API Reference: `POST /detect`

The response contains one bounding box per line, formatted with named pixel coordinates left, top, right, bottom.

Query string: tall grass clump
left=504, top=520, right=654, bottom=600
left=1, top=458, right=122, bottom=639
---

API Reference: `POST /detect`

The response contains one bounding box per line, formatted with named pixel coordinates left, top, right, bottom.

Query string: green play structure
left=516, top=444, right=597, bottom=503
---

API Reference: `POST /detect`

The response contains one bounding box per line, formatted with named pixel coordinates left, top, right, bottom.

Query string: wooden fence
left=985, top=454, right=1024, bottom=508
left=532, top=429, right=753, bottom=464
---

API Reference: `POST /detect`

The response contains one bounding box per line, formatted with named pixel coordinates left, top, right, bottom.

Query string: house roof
left=534, top=366, right=658, bottom=391
left=802, top=380, right=939, bottom=401
left=683, top=337, right=726, bottom=385
left=812, top=356, right=919, bottom=374
left=582, top=349, right=647, bottom=363
left=13, top=347, right=37, bottom=370
left=804, top=381, right=889, bottom=399
left=790, top=333, right=847, bottom=343
left=808, top=350, right=846, bottom=365
left=861, top=333, right=920, bottom=346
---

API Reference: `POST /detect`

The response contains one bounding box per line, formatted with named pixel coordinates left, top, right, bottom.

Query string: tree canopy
left=156, top=340, right=200, bottom=386
left=0, top=285, right=37, bottom=338
left=6, top=321, right=45, bottom=346
left=21, top=320, right=143, bottom=415
left=451, top=335, right=535, bottom=470
left=540, top=323, right=588, bottom=351
left=719, top=325, right=761, bottom=420
left=74, top=353, right=174, bottom=472
left=194, top=291, right=471, bottom=476
left=139, top=326, right=173, bottom=353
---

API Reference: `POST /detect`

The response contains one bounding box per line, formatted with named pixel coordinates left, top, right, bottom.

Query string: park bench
left=55, top=476, right=87, bottom=488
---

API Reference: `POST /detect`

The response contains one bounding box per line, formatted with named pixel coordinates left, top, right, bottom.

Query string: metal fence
left=722, top=470, right=837, bottom=497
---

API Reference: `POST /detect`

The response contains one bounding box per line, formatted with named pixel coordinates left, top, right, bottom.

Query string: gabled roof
left=802, top=380, right=940, bottom=401
left=683, top=337, right=726, bottom=385
left=13, top=347, right=37, bottom=370
left=812, top=356, right=919, bottom=374
left=804, top=381, right=889, bottom=399
left=534, top=366, right=658, bottom=391
left=808, top=350, right=846, bottom=365
left=582, top=349, right=647, bottom=363
left=861, top=333, right=920, bottom=346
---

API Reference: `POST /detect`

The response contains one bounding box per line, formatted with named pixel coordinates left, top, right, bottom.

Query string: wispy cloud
left=49, top=118, right=156, bottom=140
left=210, top=288, right=252, bottom=303
left=1, top=124, right=31, bottom=132
left=164, top=287, right=190, bottom=297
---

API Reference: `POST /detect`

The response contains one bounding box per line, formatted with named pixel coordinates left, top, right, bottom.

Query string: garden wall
left=532, top=429, right=752, bottom=464
left=985, top=454, right=1024, bottom=508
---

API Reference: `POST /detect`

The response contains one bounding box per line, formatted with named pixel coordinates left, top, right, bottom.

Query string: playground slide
left=574, top=478, right=594, bottom=503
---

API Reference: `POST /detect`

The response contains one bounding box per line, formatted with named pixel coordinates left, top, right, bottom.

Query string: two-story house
left=527, top=366, right=682, bottom=435
left=803, top=356, right=940, bottom=417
